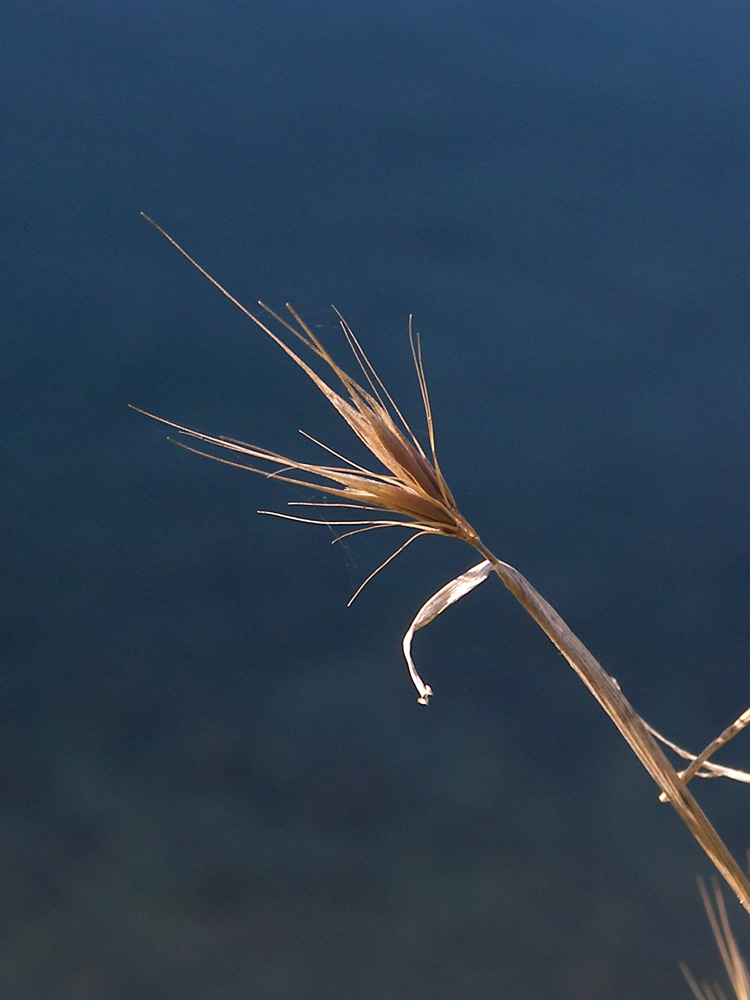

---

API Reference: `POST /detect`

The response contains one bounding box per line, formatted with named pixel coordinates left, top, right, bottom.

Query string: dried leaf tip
left=403, top=560, right=492, bottom=704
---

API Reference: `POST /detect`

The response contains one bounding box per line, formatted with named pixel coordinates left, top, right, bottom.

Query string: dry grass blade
left=402, top=559, right=492, bottom=703
left=134, top=214, right=750, bottom=915
left=679, top=708, right=750, bottom=787
left=464, top=545, right=750, bottom=915
left=647, top=718, right=750, bottom=797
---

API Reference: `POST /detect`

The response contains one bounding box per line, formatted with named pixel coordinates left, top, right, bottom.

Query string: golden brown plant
left=134, top=214, right=750, bottom=915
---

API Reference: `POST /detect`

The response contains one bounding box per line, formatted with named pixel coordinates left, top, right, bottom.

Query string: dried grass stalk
left=134, top=215, right=750, bottom=915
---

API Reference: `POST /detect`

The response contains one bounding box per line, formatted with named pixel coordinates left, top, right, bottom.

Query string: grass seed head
left=134, top=218, right=479, bottom=589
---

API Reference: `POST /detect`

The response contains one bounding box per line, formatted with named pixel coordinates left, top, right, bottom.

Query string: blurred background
left=3, top=2, right=750, bottom=997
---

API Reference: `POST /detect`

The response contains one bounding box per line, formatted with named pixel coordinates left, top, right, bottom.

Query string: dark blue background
left=3, top=2, right=750, bottom=997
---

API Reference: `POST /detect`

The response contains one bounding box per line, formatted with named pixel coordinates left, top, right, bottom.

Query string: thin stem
left=472, top=539, right=750, bottom=915
left=679, top=707, right=750, bottom=788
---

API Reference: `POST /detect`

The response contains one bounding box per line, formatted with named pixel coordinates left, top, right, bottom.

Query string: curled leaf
left=403, top=559, right=492, bottom=704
